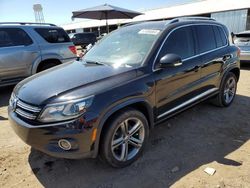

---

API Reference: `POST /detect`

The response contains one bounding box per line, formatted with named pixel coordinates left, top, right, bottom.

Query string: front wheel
left=100, top=109, right=149, bottom=168
left=211, top=72, right=237, bottom=107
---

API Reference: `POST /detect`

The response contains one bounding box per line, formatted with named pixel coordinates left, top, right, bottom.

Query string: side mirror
left=159, top=54, right=182, bottom=68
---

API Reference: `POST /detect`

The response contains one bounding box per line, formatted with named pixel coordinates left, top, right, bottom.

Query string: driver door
left=154, top=25, right=203, bottom=120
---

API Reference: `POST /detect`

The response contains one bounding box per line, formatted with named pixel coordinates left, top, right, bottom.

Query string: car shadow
left=0, top=86, right=14, bottom=108
left=0, top=86, right=14, bottom=121
left=240, top=62, right=250, bottom=70
left=28, top=94, right=250, bottom=188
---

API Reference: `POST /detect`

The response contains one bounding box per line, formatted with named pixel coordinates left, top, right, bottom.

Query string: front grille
left=16, top=100, right=41, bottom=113
left=10, top=94, right=42, bottom=120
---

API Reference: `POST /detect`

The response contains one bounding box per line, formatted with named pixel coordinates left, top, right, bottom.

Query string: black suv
left=9, top=17, right=240, bottom=168
left=69, top=32, right=97, bottom=48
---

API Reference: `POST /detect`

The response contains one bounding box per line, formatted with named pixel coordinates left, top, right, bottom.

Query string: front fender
left=92, top=98, right=154, bottom=158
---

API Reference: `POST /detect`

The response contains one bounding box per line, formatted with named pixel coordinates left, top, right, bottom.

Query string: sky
left=0, top=0, right=197, bottom=25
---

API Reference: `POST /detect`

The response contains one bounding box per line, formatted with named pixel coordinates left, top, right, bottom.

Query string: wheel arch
left=31, top=53, right=64, bottom=74
left=93, top=99, right=154, bottom=157
left=36, top=58, right=62, bottom=73
left=220, top=66, right=240, bottom=89
left=229, top=67, right=240, bottom=82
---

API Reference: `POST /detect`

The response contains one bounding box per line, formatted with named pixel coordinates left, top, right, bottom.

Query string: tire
left=38, top=62, right=58, bottom=72
left=211, top=72, right=237, bottom=107
left=100, top=108, right=149, bottom=168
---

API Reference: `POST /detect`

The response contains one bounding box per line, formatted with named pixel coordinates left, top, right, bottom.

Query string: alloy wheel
left=111, top=117, right=145, bottom=162
left=224, top=77, right=236, bottom=104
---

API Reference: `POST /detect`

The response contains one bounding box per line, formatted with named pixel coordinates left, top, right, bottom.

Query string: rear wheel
left=211, top=72, right=237, bottom=107
left=100, top=109, right=149, bottom=168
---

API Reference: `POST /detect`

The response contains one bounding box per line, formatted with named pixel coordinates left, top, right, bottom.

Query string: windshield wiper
left=85, top=60, right=105, bottom=66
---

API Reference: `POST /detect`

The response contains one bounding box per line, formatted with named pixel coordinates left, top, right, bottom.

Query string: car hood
left=14, top=61, right=137, bottom=105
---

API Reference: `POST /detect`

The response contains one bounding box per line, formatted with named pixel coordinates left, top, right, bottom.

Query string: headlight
left=9, top=93, right=16, bottom=107
left=38, top=96, right=94, bottom=123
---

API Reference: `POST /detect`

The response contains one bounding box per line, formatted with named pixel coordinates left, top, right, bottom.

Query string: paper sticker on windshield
left=138, top=29, right=160, bottom=35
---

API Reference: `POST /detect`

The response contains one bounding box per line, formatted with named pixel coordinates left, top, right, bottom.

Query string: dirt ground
left=1, top=66, right=250, bottom=188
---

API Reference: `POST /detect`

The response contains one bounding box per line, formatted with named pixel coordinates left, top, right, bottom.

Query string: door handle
left=193, top=65, right=200, bottom=72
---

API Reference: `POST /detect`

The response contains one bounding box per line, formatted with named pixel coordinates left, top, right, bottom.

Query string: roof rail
left=0, top=22, right=56, bottom=26
left=121, top=21, right=146, bottom=27
left=168, top=16, right=216, bottom=24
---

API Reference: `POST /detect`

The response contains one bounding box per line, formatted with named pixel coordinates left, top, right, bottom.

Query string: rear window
left=35, top=28, right=70, bottom=43
left=0, top=28, right=33, bottom=48
left=236, top=33, right=250, bottom=38
left=235, top=33, right=250, bottom=43
left=195, top=25, right=217, bottom=53
left=212, top=26, right=227, bottom=47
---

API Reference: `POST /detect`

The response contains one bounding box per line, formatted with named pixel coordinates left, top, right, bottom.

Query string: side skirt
left=155, top=88, right=219, bottom=124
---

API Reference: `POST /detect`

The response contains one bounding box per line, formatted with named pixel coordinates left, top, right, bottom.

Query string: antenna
left=33, top=4, right=45, bottom=23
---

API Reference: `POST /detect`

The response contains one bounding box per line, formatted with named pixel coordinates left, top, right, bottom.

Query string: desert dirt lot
left=1, top=66, right=250, bottom=188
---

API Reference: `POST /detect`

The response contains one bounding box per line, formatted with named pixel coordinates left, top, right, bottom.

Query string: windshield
left=84, top=26, right=161, bottom=68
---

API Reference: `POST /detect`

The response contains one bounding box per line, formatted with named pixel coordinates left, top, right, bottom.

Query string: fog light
left=58, top=139, right=72, bottom=150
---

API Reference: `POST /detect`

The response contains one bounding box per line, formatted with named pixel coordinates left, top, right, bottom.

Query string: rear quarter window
left=195, top=25, right=217, bottom=53
left=35, top=28, right=71, bottom=43
left=212, top=26, right=227, bottom=47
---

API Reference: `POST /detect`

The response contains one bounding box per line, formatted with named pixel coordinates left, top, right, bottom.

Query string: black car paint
left=8, top=20, right=240, bottom=159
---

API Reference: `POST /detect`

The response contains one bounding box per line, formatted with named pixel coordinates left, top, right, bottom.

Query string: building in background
left=33, top=4, right=45, bottom=23
left=62, top=0, right=250, bottom=35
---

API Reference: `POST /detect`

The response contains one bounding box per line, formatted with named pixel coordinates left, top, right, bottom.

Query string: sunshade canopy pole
left=105, top=11, right=109, bottom=33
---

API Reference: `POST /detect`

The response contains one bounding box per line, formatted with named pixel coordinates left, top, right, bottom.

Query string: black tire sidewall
left=101, top=109, right=149, bottom=168
left=39, top=63, right=58, bottom=72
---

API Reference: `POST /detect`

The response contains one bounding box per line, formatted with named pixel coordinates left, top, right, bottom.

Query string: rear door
left=0, top=28, right=40, bottom=80
left=34, top=28, right=76, bottom=61
left=154, top=25, right=203, bottom=119
left=194, top=25, right=229, bottom=90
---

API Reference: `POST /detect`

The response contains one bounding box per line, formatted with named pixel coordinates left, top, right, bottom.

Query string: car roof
left=123, top=21, right=168, bottom=31
left=124, top=17, right=222, bottom=31
left=0, top=22, right=62, bottom=29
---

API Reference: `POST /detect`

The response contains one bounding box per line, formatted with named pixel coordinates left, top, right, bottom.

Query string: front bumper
left=8, top=108, right=95, bottom=159
left=240, top=51, right=250, bottom=62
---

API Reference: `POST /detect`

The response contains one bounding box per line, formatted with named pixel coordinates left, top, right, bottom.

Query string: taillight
left=237, top=47, right=241, bottom=57
left=69, top=46, right=77, bottom=55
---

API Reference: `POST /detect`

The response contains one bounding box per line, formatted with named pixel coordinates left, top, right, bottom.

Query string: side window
left=195, top=25, right=216, bottom=53
left=0, top=28, right=33, bottom=48
left=35, top=28, right=71, bottom=43
left=212, top=26, right=228, bottom=47
left=159, top=26, right=195, bottom=60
